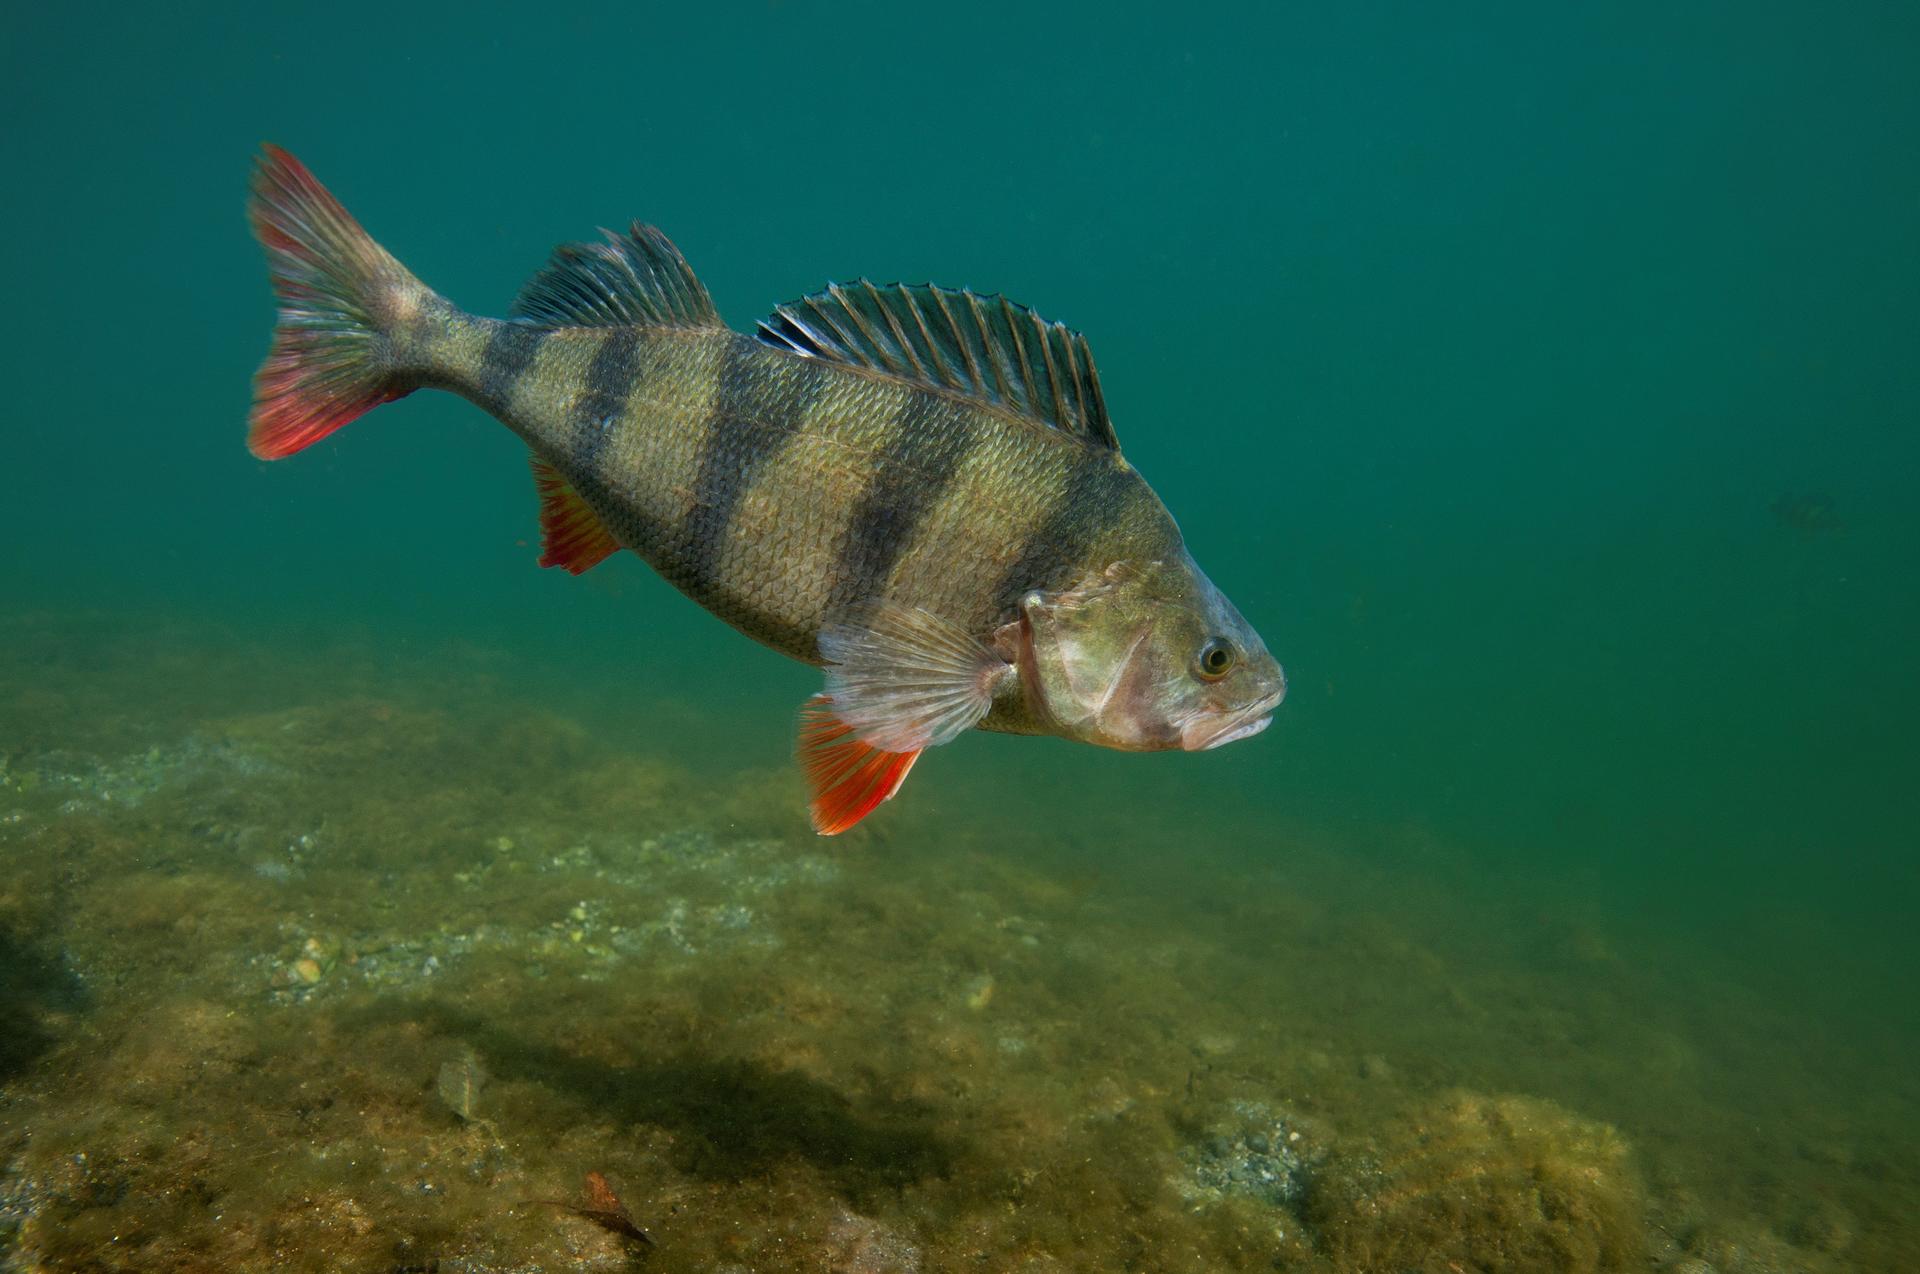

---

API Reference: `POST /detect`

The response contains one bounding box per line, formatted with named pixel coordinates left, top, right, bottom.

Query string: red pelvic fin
left=797, top=695, right=922, bottom=836
left=531, top=458, right=620, bottom=573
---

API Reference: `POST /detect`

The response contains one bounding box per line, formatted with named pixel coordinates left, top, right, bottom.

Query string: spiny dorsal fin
left=511, top=222, right=721, bottom=329
left=756, top=281, right=1117, bottom=450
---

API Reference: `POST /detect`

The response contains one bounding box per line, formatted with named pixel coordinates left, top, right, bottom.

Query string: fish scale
left=456, top=317, right=1163, bottom=665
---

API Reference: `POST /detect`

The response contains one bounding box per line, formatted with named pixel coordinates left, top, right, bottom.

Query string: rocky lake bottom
left=0, top=610, right=1912, bottom=1272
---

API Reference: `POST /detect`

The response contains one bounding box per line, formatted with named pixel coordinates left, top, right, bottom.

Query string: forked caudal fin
left=247, top=144, right=440, bottom=459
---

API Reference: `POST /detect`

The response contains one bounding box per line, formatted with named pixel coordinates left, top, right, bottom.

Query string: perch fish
left=247, top=146, right=1285, bottom=833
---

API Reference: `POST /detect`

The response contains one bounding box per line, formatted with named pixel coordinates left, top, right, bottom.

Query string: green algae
left=0, top=610, right=1913, bottom=1272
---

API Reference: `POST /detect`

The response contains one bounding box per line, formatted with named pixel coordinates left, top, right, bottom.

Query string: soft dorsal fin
left=756, top=281, right=1118, bottom=450
left=511, top=222, right=721, bottom=329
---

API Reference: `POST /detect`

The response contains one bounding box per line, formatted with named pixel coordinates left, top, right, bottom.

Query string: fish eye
left=1196, top=638, right=1235, bottom=681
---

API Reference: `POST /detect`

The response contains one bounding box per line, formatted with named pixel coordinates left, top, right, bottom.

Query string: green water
left=3, top=4, right=1916, bottom=1270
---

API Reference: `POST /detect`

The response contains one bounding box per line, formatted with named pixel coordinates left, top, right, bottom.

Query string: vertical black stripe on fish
left=567, top=451, right=679, bottom=569
left=571, top=327, right=648, bottom=475
left=682, top=340, right=826, bottom=586
left=987, top=459, right=1136, bottom=617
left=828, top=394, right=979, bottom=613
left=476, top=321, right=549, bottom=414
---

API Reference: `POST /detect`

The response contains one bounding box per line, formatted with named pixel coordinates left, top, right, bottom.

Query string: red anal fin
left=797, top=695, right=921, bottom=836
left=531, top=458, right=620, bottom=574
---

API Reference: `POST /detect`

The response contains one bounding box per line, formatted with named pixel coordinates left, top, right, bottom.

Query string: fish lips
left=1180, top=681, right=1286, bottom=752
left=1191, top=712, right=1273, bottom=750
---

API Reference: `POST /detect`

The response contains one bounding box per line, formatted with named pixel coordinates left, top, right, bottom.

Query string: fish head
left=1011, top=556, right=1285, bottom=752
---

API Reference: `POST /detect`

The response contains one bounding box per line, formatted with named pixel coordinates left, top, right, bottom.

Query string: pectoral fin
left=797, top=604, right=1010, bottom=836
left=818, top=603, right=1011, bottom=752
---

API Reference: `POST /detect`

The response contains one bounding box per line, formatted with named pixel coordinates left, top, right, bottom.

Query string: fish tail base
left=247, top=144, right=442, bottom=459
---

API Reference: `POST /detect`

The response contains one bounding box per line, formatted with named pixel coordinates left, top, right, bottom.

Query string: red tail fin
left=247, top=145, right=428, bottom=459
left=797, top=695, right=921, bottom=835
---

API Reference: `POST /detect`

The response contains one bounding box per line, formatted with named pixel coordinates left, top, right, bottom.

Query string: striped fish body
left=247, top=146, right=1284, bottom=833
left=434, top=321, right=1177, bottom=690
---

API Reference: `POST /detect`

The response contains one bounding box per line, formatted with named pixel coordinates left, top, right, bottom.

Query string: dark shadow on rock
left=0, top=927, right=87, bottom=1079
left=347, top=1001, right=956, bottom=1202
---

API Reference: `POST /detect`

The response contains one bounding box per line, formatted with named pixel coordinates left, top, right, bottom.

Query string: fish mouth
left=1184, top=710, right=1273, bottom=751
left=1197, top=713, right=1273, bottom=750
left=1180, top=686, right=1284, bottom=752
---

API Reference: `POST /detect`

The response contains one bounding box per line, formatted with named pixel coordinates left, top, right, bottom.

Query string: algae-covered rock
left=1307, top=1091, right=1645, bottom=1273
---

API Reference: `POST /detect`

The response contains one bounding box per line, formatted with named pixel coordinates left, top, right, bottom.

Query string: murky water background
left=4, top=4, right=1916, bottom=1270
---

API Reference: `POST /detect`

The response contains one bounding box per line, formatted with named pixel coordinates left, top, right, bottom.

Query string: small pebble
left=292, top=958, right=323, bottom=985
left=965, top=973, right=995, bottom=1011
